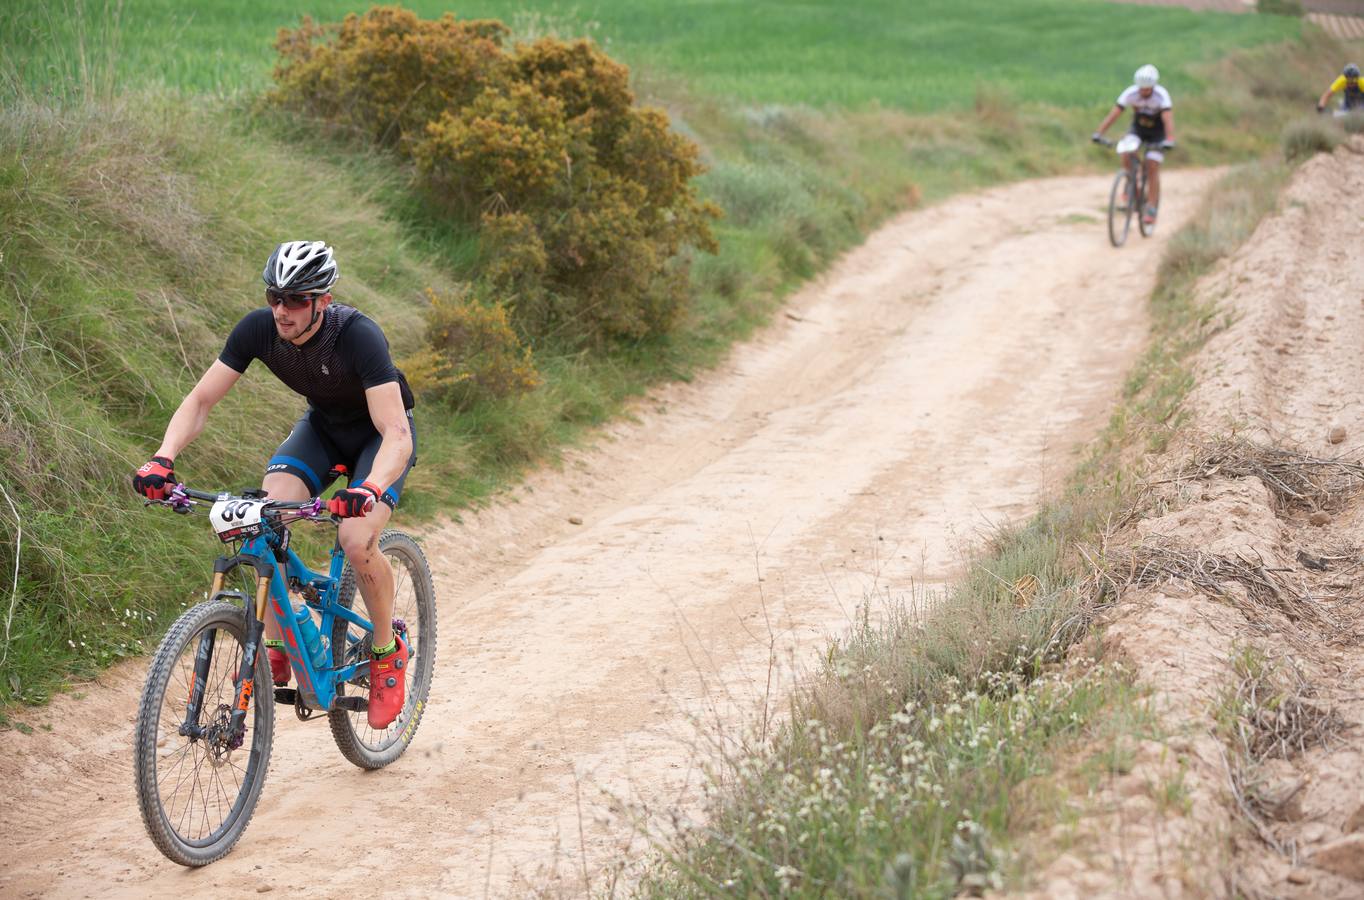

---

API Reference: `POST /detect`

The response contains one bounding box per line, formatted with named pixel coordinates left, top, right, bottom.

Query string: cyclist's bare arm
left=154, top=361, right=242, bottom=460
left=1161, top=108, right=1174, bottom=144
left=1317, top=87, right=1336, bottom=109
left=363, top=382, right=414, bottom=492
left=1095, top=103, right=1123, bottom=136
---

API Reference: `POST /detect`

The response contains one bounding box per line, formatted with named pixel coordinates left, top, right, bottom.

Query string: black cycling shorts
left=1130, top=123, right=1166, bottom=146
left=265, top=410, right=417, bottom=509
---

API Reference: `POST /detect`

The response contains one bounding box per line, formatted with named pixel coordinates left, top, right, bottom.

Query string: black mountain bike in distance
left=1097, top=134, right=1160, bottom=248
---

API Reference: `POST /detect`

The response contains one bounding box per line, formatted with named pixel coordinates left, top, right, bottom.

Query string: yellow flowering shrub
left=399, top=288, right=541, bottom=409
left=272, top=5, right=718, bottom=348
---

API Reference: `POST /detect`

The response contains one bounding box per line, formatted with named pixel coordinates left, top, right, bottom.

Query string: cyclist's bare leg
left=1146, top=158, right=1161, bottom=209
left=338, top=505, right=395, bottom=649
left=260, top=471, right=311, bottom=642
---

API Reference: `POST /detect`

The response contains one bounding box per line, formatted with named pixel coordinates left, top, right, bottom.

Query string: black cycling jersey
left=220, top=304, right=415, bottom=426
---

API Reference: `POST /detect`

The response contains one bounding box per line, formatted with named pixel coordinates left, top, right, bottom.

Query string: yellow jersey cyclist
left=1316, top=63, right=1362, bottom=115
left=132, top=240, right=417, bottom=729
left=1092, top=64, right=1176, bottom=229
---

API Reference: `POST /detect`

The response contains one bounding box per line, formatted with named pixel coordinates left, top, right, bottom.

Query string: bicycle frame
left=182, top=505, right=373, bottom=747
left=217, top=533, right=373, bottom=710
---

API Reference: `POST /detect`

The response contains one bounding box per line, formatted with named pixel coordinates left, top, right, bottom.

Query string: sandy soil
left=1021, top=138, right=1364, bottom=897
left=0, top=170, right=1219, bottom=899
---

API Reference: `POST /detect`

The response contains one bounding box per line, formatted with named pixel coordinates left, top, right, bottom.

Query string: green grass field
left=5, top=0, right=1297, bottom=105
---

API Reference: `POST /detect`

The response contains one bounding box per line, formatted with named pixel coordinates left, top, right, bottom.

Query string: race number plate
left=209, top=498, right=267, bottom=543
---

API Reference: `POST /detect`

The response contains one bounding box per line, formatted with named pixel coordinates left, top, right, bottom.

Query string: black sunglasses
left=265, top=288, right=318, bottom=311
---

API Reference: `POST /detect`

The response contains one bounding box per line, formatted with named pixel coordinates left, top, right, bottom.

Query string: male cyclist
left=132, top=241, right=417, bottom=729
left=1316, top=63, right=1363, bottom=115
left=1092, top=64, right=1176, bottom=229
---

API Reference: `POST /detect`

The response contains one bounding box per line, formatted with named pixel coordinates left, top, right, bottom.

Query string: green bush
left=400, top=288, right=541, bottom=410
left=272, top=6, right=718, bottom=347
left=271, top=7, right=509, bottom=148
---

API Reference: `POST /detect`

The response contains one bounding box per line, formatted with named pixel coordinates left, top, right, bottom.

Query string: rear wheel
left=1107, top=168, right=1135, bottom=247
left=328, top=530, right=437, bottom=769
left=133, top=600, right=273, bottom=866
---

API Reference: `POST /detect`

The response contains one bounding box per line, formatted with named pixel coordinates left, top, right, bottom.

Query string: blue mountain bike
left=132, top=483, right=436, bottom=866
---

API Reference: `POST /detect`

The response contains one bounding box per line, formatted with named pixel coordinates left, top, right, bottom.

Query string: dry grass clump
left=1179, top=437, right=1364, bottom=513
left=1086, top=541, right=1332, bottom=631
left=1216, top=646, right=1347, bottom=855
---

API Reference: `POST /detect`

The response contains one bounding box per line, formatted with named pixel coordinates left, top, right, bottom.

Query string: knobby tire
left=133, top=600, right=274, bottom=867
left=328, top=530, right=437, bottom=769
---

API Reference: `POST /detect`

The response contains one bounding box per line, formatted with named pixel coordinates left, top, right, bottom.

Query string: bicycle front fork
left=181, top=571, right=268, bottom=744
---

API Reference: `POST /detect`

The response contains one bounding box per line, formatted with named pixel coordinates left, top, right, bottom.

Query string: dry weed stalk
left=1178, top=437, right=1364, bottom=512
left=1227, top=656, right=1344, bottom=763
left=1219, top=651, right=1347, bottom=858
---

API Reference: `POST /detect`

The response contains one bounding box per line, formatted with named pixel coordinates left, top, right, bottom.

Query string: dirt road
left=0, top=170, right=1218, bottom=898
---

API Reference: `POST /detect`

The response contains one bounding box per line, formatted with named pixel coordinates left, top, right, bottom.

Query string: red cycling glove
left=133, top=456, right=176, bottom=500
left=327, top=481, right=382, bottom=518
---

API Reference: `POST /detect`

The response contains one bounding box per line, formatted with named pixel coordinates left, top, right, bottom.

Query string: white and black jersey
left=220, top=304, right=415, bottom=427
left=1115, top=84, right=1172, bottom=141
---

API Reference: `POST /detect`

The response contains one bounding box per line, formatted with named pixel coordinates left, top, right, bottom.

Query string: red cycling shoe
left=368, top=634, right=408, bottom=730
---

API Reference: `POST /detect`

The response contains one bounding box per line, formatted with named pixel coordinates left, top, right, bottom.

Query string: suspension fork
left=181, top=557, right=272, bottom=741
left=225, top=575, right=269, bottom=742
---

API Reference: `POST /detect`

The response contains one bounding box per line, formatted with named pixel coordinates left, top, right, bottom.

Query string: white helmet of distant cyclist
left=1134, top=64, right=1160, bottom=88
left=262, top=240, right=339, bottom=294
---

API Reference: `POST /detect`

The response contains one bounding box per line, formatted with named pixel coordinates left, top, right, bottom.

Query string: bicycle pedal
left=333, top=695, right=368, bottom=713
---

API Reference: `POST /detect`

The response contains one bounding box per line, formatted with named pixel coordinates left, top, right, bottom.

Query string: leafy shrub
left=415, top=83, right=579, bottom=210
left=401, top=288, right=540, bottom=410
left=272, top=7, right=509, bottom=148
left=273, top=7, right=718, bottom=347
left=480, top=211, right=549, bottom=301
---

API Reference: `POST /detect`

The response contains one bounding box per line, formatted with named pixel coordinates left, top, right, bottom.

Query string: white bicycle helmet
left=1134, top=64, right=1160, bottom=88
left=262, top=240, right=339, bottom=294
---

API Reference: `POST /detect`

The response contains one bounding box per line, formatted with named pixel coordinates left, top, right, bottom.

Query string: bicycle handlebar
left=153, top=484, right=331, bottom=522
left=1091, top=136, right=1174, bottom=151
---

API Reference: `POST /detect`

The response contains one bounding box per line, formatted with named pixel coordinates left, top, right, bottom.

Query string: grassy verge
left=636, top=150, right=1304, bottom=897
left=0, top=4, right=1350, bottom=710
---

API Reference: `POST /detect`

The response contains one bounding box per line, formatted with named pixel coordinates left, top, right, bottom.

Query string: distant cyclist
left=1316, top=63, right=1362, bottom=115
left=131, top=241, right=417, bottom=729
left=1092, top=64, right=1176, bottom=229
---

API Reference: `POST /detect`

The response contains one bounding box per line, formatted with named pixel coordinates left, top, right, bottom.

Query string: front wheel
left=329, top=530, right=437, bottom=769
left=133, top=600, right=273, bottom=867
left=1107, top=168, right=1135, bottom=247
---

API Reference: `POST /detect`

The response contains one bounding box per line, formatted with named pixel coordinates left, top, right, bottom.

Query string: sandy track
left=0, top=169, right=1217, bottom=898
